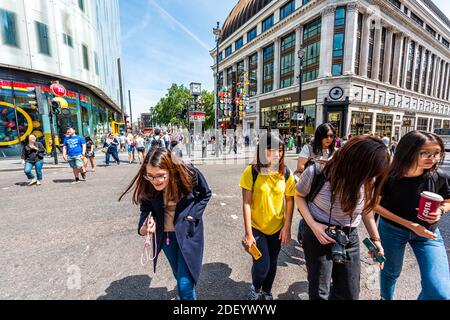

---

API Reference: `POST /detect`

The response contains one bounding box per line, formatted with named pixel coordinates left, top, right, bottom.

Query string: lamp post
left=296, top=47, right=305, bottom=154
left=213, top=21, right=222, bottom=135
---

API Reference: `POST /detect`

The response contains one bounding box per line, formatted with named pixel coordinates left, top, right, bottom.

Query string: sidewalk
left=0, top=147, right=299, bottom=172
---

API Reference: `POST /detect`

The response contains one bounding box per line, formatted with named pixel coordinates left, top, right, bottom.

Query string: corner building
left=211, top=0, right=450, bottom=138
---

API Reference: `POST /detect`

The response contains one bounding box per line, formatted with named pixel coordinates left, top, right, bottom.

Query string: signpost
left=50, top=82, right=67, bottom=97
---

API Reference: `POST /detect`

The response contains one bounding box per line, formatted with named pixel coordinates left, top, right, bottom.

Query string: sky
left=120, top=0, right=235, bottom=122
left=120, top=0, right=450, bottom=122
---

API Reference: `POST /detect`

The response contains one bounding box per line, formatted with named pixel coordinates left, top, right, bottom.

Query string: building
left=140, top=113, right=152, bottom=133
left=211, top=0, right=450, bottom=139
left=0, top=0, right=123, bottom=157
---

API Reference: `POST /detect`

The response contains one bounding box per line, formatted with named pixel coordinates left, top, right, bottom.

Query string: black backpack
left=151, top=137, right=164, bottom=148
left=251, top=165, right=291, bottom=190
left=306, top=163, right=326, bottom=203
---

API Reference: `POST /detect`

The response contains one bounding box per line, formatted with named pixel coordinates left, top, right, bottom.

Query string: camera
left=325, top=228, right=349, bottom=264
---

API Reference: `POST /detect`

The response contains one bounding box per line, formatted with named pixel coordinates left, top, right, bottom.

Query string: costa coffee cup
left=418, top=191, right=444, bottom=221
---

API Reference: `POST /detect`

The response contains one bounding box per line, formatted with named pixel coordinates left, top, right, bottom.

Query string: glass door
left=327, top=111, right=342, bottom=137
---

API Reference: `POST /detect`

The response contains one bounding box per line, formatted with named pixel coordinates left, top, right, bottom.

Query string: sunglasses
left=325, top=134, right=336, bottom=139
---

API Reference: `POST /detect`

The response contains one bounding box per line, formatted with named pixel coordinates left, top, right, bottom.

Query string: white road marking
left=220, top=202, right=226, bottom=206
left=230, top=215, right=238, bottom=220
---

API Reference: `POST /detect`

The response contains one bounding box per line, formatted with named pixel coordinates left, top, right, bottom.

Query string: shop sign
left=50, top=83, right=66, bottom=97
left=189, top=111, right=205, bottom=122
left=402, top=119, right=412, bottom=127
left=245, top=103, right=256, bottom=114
left=404, top=111, right=416, bottom=116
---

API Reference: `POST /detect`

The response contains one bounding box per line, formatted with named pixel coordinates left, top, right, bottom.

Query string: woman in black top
left=375, top=131, right=450, bottom=300
left=21, top=134, right=46, bottom=186
left=83, top=136, right=95, bottom=172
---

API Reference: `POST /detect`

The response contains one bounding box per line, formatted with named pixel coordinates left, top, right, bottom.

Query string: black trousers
left=302, top=222, right=361, bottom=300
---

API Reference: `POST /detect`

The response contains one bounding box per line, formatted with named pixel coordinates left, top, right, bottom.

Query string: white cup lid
left=420, top=191, right=444, bottom=202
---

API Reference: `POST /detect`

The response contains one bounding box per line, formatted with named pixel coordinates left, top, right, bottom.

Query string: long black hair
left=312, top=123, right=336, bottom=156
left=389, top=130, right=445, bottom=179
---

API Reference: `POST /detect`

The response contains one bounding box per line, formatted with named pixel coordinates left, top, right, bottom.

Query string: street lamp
left=296, top=47, right=305, bottom=153
left=213, top=21, right=222, bottom=136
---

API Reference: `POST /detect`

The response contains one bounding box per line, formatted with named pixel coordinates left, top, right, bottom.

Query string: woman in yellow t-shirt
left=239, top=132, right=296, bottom=300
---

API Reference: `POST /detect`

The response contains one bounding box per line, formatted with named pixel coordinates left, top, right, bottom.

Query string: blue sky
left=120, top=0, right=450, bottom=121
left=120, top=0, right=235, bottom=121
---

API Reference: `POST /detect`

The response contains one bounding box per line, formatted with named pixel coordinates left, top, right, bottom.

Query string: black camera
left=325, top=228, right=349, bottom=264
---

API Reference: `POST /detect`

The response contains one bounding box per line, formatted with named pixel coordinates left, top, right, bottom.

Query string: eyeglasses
left=326, top=134, right=336, bottom=139
left=143, top=174, right=168, bottom=183
left=419, top=151, right=442, bottom=159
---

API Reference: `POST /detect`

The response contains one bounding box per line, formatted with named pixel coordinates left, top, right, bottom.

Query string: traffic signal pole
left=46, top=93, right=58, bottom=164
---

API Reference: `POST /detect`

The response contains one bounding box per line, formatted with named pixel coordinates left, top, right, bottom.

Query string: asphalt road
left=0, top=153, right=449, bottom=300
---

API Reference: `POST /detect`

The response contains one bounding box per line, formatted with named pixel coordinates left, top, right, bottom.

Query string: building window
left=442, top=38, right=450, bottom=48
left=35, top=21, right=51, bottom=56
left=378, top=27, right=386, bottom=81
left=332, top=64, right=343, bottom=76
left=399, top=37, right=407, bottom=87
left=376, top=114, right=393, bottom=137
left=302, top=0, right=311, bottom=4
left=389, top=33, right=396, bottom=83
left=417, top=117, right=429, bottom=131
left=350, top=111, right=373, bottom=135
left=247, top=27, right=257, bottom=42
left=410, top=12, right=423, bottom=27
left=218, top=52, right=223, bottom=62
left=226, top=67, right=233, bottom=87
left=421, top=50, right=429, bottom=94
left=367, top=27, right=375, bottom=78
left=94, top=51, right=99, bottom=75
left=332, top=33, right=344, bottom=58
left=218, top=71, right=223, bottom=89
left=225, top=45, right=232, bottom=57
left=78, top=0, right=85, bottom=12
left=303, top=17, right=321, bottom=82
left=237, top=60, right=245, bottom=84
left=0, top=9, right=19, bottom=47
left=427, top=54, right=435, bottom=95
left=263, top=44, right=274, bottom=93
left=82, top=44, right=89, bottom=70
left=262, top=15, right=274, bottom=33
left=405, top=41, right=415, bottom=90
left=426, top=25, right=436, bottom=37
left=280, top=32, right=295, bottom=88
left=388, top=0, right=401, bottom=9
left=335, top=7, right=346, bottom=26
left=63, top=33, right=73, bottom=47
left=355, top=13, right=363, bottom=75
left=235, top=37, right=243, bottom=50
left=249, top=53, right=258, bottom=96
left=414, top=46, right=422, bottom=92
left=280, top=0, right=295, bottom=21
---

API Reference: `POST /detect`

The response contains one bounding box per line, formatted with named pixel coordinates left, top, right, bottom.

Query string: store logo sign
left=50, top=83, right=66, bottom=97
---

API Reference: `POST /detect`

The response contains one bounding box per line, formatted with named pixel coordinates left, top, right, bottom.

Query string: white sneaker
left=247, top=285, right=262, bottom=300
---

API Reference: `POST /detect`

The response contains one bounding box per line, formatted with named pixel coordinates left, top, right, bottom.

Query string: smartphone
left=363, top=238, right=386, bottom=264
left=249, top=243, right=262, bottom=261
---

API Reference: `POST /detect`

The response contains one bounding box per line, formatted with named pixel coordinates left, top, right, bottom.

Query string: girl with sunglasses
left=119, top=147, right=211, bottom=300
left=375, top=130, right=450, bottom=300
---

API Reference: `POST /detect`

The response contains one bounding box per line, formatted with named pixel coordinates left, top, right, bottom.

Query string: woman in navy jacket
left=120, top=147, right=211, bottom=300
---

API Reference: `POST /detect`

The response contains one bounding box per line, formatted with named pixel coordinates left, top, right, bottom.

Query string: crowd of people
left=18, top=123, right=450, bottom=301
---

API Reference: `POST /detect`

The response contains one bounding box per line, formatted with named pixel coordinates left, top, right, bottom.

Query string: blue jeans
left=379, top=217, right=450, bottom=300
left=24, top=160, right=43, bottom=180
left=251, top=228, right=281, bottom=293
left=162, top=232, right=196, bottom=300
left=105, top=149, right=120, bottom=165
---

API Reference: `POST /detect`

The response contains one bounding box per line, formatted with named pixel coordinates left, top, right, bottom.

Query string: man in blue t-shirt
left=63, top=128, right=86, bottom=183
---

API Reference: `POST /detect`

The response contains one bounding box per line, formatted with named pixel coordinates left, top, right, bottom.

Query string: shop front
left=0, top=70, right=121, bottom=158
left=259, top=89, right=317, bottom=135
left=350, top=111, right=373, bottom=136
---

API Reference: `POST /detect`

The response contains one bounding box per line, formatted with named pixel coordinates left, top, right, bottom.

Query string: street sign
left=291, top=112, right=304, bottom=121
left=50, top=83, right=66, bottom=97
left=189, top=111, right=205, bottom=122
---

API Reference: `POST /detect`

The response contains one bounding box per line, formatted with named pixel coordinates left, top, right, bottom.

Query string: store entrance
left=327, top=111, right=343, bottom=137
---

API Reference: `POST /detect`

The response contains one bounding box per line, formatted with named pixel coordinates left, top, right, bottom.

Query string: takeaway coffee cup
left=418, top=191, right=444, bottom=221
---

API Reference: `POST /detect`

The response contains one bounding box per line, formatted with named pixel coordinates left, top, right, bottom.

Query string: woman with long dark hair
left=119, top=147, right=211, bottom=300
left=375, top=131, right=450, bottom=300
left=21, top=134, right=46, bottom=186
left=239, top=132, right=296, bottom=300
left=295, top=136, right=390, bottom=300
left=83, top=136, right=95, bottom=172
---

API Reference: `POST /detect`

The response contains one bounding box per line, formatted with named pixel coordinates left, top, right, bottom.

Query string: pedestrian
left=389, top=136, right=398, bottom=156
left=295, top=135, right=390, bottom=300
left=287, top=135, right=295, bottom=151
left=62, top=128, right=87, bottom=183
left=126, top=129, right=136, bottom=164
left=163, top=131, right=170, bottom=149
left=382, top=134, right=390, bottom=148
left=83, top=136, right=95, bottom=172
left=239, top=132, right=296, bottom=300
left=151, top=128, right=165, bottom=149
left=119, top=147, right=212, bottom=300
left=120, top=133, right=126, bottom=152
left=135, top=134, right=146, bottom=164
left=295, top=123, right=337, bottom=244
left=104, top=133, right=120, bottom=166
left=171, top=139, right=183, bottom=158
left=375, top=131, right=450, bottom=300
left=21, top=134, right=46, bottom=186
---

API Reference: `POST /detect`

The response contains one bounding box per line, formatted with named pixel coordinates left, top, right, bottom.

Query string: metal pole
left=117, top=58, right=125, bottom=123
left=45, top=93, right=58, bottom=164
left=296, top=56, right=303, bottom=153
left=128, top=90, right=133, bottom=129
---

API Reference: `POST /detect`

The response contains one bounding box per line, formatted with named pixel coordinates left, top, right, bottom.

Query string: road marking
left=212, top=193, right=217, bottom=197
left=220, top=202, right=226, bottom=206
left=2, top=187, right=9, bottom=190
left=230, top=215, right=238, bottom=220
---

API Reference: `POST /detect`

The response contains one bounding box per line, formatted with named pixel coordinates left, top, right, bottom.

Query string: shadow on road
left=97, top=274, right=177, bottom=300
left=53, top=179, right=76, bottom=184
left=277, top=281, right=309, bottom=300
left=14, top=182, right=29, bottom=187
left=197, top=262, right=250, bottom=300
left=278, top=240, right=306, bottom=267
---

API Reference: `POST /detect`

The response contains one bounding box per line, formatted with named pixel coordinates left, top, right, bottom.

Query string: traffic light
left=51, top=100, right=61, bottom=115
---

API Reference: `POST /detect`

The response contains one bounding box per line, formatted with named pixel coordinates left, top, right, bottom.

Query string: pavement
left=1, top=154, right=449, bottom=300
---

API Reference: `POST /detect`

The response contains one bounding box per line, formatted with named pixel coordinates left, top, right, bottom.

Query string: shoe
left=248, top=285, right=262, bottom=301
left=91, top=169, right=95, bottom=172
left=28, top=179, right=37, bottom=186
left=36, top=180, right=41, bottom=186
left=261, top=291, right=273, bottom=300
left=81, top=172, right=86, bottom=180
left=72, top=177, right=80, bottom=184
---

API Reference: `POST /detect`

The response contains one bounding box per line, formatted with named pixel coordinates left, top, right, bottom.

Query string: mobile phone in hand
left=363, top=238, right=386, bottom=264
left=249, top=243, right=262, bottom=261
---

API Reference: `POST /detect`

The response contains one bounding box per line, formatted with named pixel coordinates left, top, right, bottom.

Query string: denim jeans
left=162, top=232, right=196, bottom=300
left=105, top=149, right=120, bottom=165
left=302, top=222, right=361, bottom=300
left=379, top=217, right=450, bottom=300
left=251, top=228, right=281, bottom=293
left=24, top=160, right=43, bottom=180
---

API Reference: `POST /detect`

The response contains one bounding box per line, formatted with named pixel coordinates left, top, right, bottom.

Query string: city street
left=1, top=153, right=449, bottom=300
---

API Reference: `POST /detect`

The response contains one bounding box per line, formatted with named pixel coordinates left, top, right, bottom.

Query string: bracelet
left=370, top=236, right=381, bottom=242
left=439, top=206, right=446, bottom=214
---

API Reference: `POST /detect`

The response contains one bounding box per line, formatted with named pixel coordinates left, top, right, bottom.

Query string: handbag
left=101, top=147, right=108, bottom=153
